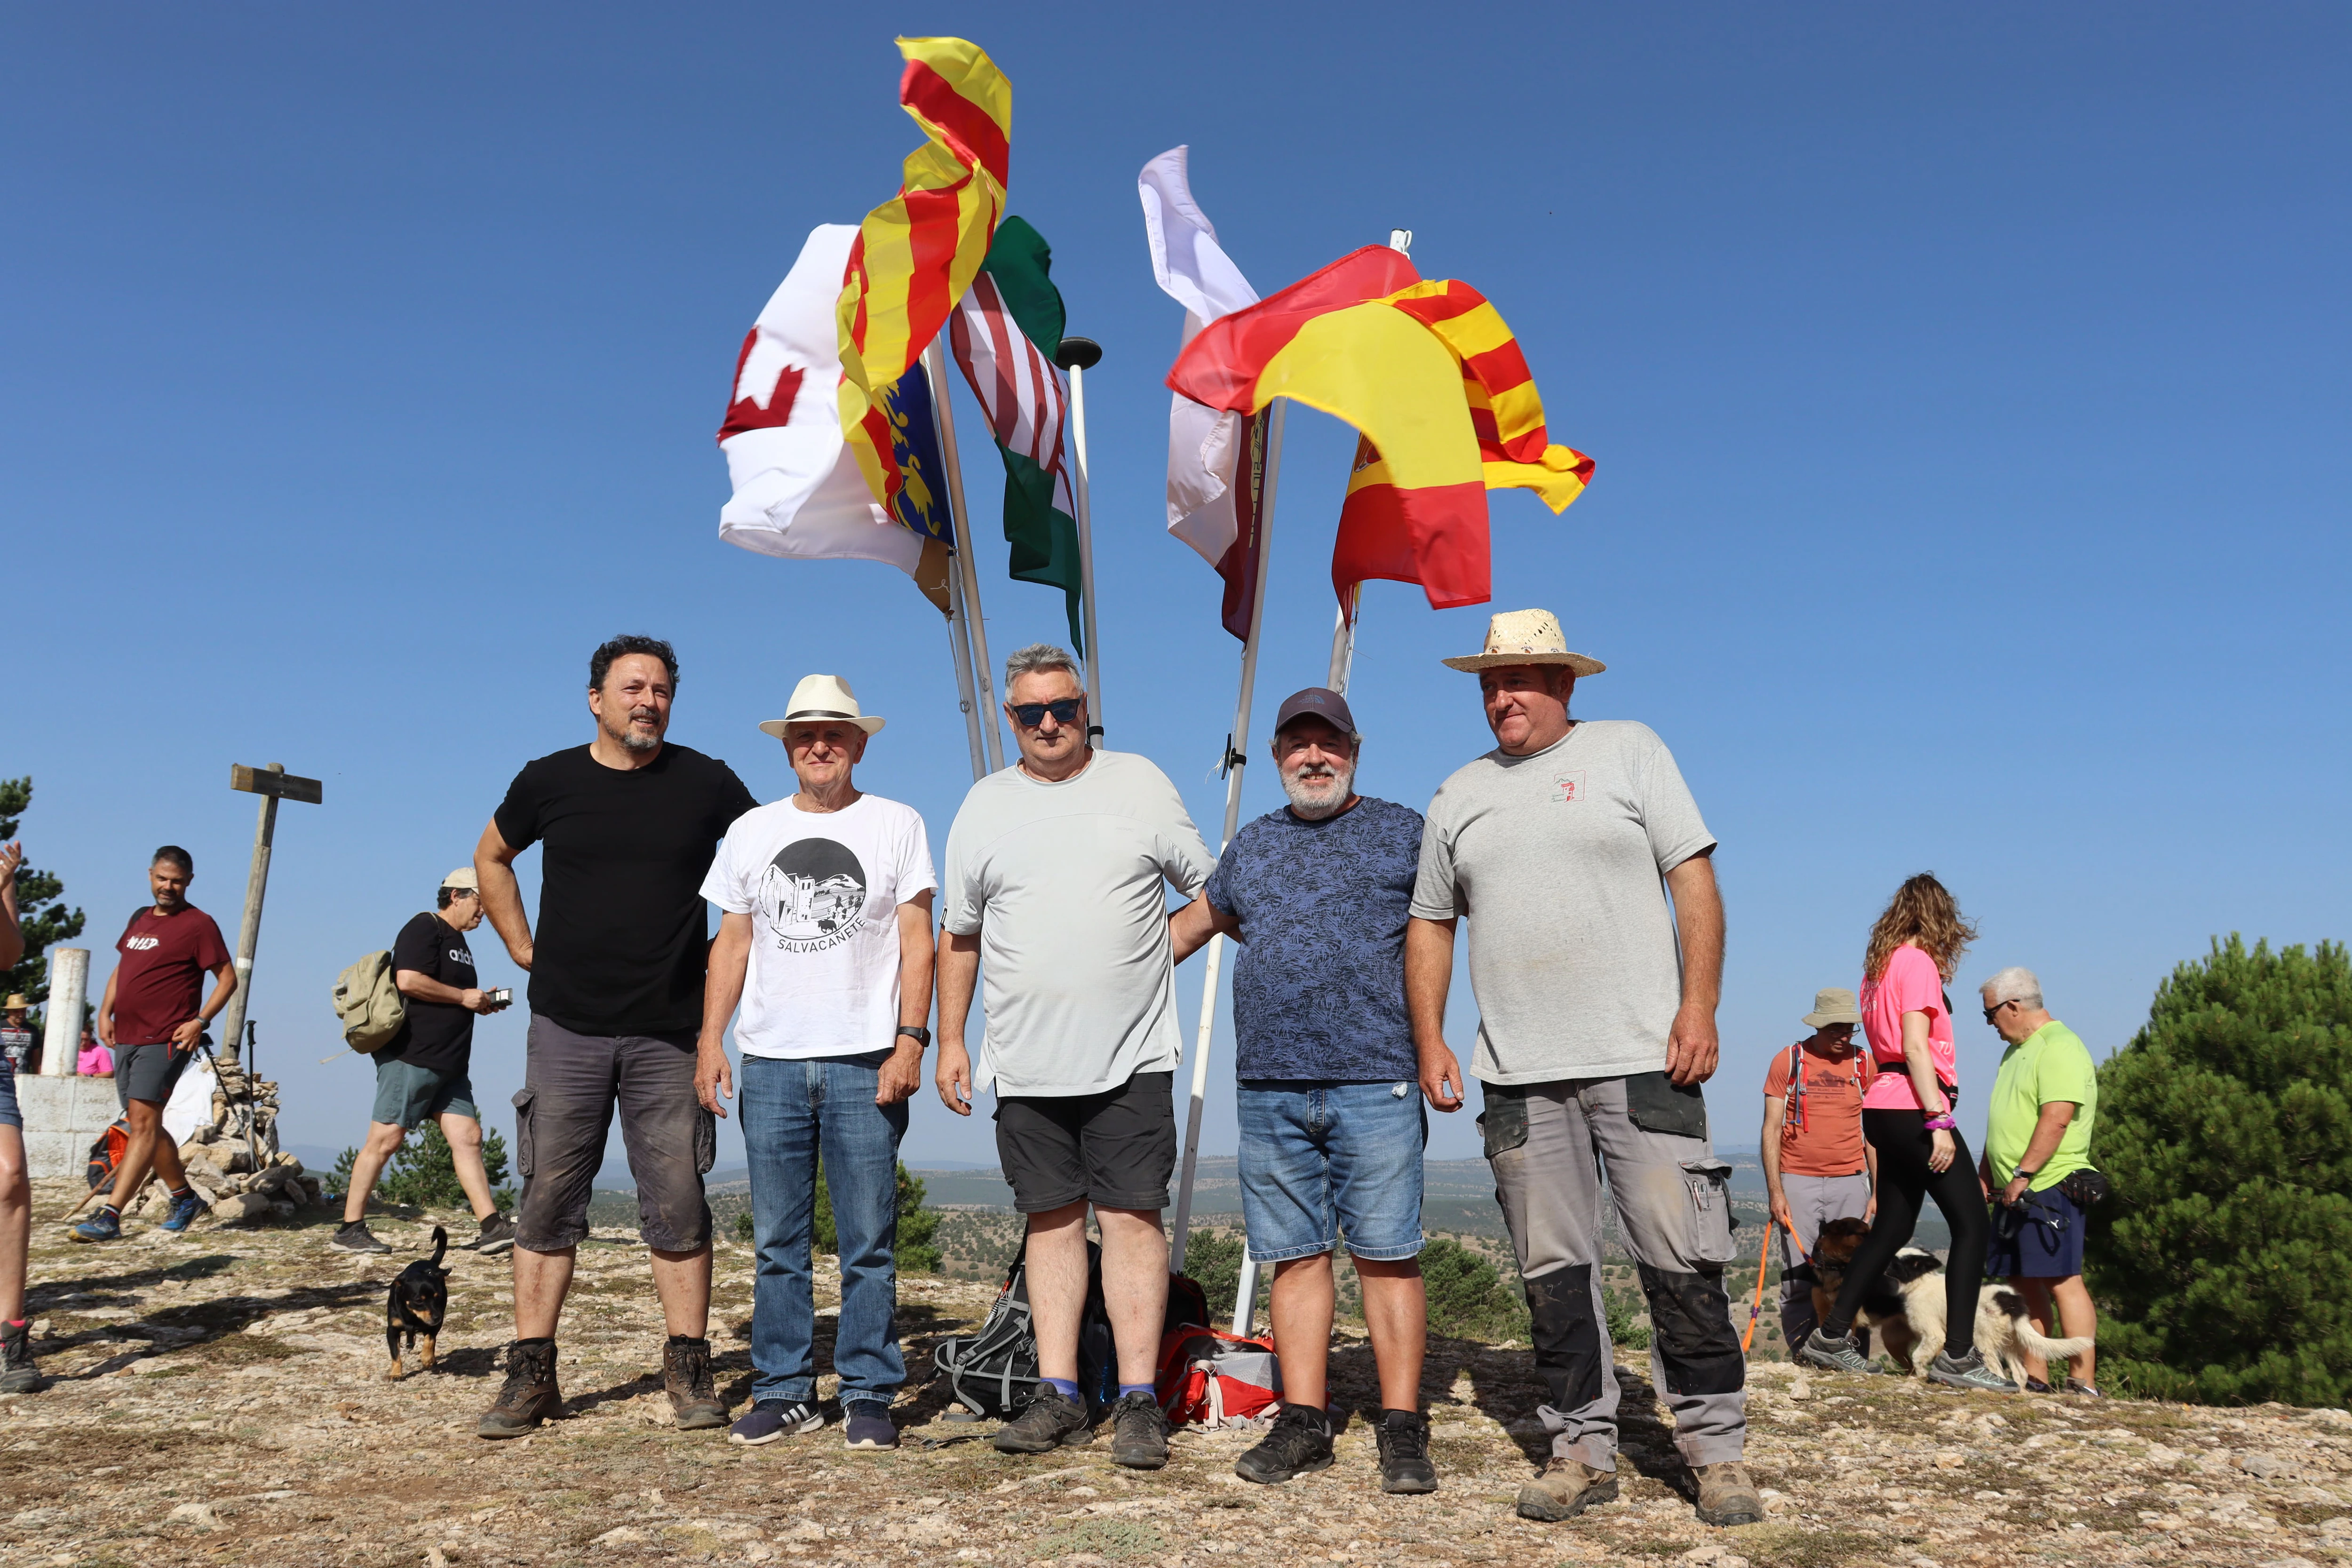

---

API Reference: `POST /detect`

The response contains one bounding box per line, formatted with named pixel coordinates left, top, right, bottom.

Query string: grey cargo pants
left=1484, top=1072, right=1748, bottom=1470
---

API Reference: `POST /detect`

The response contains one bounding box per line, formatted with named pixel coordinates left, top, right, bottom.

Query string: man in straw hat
left=332, top=867, right=517, bottom=1258
left=0, top=840, right=42, bottom=1393
left=695, top=674, right=938, bottom=1453
left=1761, top=988, right=1876, bottom=1353
left=0, top=995, right=31, bottom=1076
left=1405, top=609, right=1760, bottom=1528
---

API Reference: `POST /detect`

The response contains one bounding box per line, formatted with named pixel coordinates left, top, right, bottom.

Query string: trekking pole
left=243, top=1018, right=265, bottom=1170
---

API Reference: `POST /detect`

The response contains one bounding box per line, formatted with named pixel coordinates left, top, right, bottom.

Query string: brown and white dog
left=1807, top=1217, right=2092, bottom=1385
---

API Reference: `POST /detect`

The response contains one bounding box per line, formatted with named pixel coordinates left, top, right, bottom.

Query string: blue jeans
left=741, top=1051, right=907, bottom=1407
left=1236, top=1079, right=1426, bottom=1263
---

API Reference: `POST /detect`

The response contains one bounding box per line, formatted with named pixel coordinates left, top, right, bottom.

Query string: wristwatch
left=2013, top=1168, right=2038, bottom=1183
left=896, top=1025, right=932, bottom=1047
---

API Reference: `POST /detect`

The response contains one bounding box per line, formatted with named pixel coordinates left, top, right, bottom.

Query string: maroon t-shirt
left=112, top=905, right=231, bottom=1045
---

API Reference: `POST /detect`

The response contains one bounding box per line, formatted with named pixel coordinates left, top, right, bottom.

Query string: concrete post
left=39, top=946, right=87, bottom=1077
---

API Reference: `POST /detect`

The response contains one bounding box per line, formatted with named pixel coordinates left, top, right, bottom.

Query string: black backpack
left=933, top=1238, right=1117, bottom=1420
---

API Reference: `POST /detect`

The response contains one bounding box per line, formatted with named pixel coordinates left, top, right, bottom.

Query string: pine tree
left=2086, top=935, right=2352, bottom=1404
left=0, top=778, right=87, bottom=1023
left=332, top=1123, right=516, bottom=1213
left=736, top=1160, right=941, bottom=1273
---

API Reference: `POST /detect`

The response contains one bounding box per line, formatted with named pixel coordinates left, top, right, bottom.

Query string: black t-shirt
left=380, top=911, right=477, bottom=1076
left=494, top=742, right=758, bottom=1037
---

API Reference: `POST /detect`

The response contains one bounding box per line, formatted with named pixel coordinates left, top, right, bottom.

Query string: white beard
left=1281, top=759, right=1356, bottom=820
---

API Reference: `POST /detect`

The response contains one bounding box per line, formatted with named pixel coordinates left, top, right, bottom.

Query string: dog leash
left=1740, top=1218, right=1812, bottom=1354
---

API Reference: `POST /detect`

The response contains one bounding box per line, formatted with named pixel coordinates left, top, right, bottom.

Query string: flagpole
left=924, top=338, right=1005, bottom=772
left=1170, top=401, right=1287, bottom=1317
left=945, top=570, right=988, bottom=782
left=1327, top=583, right=1360, bottom=694
left=1057, top=337, right=1106, bottom=741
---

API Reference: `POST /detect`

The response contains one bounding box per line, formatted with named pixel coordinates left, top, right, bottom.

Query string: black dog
left=385, top=1226, right=450, bottom=1380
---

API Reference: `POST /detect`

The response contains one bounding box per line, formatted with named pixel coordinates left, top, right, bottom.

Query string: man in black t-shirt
left=333, top=868, right=516, bottom=1257
left=472, top=635, right=757, bottom=1440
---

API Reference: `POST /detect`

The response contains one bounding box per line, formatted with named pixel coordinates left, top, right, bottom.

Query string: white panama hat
left=758, top=674, right=885, bottom=739
left=1440, top=608, right=1607, bottom=677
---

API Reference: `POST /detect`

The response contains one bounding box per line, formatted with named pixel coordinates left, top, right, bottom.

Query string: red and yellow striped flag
left=837, top=36, right=1013, bottom=512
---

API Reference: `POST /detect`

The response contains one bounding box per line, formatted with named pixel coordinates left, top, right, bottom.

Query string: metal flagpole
left=1169, top=401, right=1288, bottom=1313
left=924, top=338, right=1005, bottom=772
left=945, top=569, right=988, bottom=782
left=1056, top=337, right=1106, bottom=741
left=1327, top=583, right=1360, bottom=694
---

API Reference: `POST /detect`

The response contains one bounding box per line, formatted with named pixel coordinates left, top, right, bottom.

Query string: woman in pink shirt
left=1797, top=874, right=2010, bottom=1392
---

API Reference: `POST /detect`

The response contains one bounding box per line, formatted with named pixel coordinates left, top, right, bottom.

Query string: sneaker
left=477, top=1340, right=562, bottom=1438
left=472, top=1211, right=517, bottom=1257
left=1107, top=1390, right=1168, bottom=1470
left=2023, top=1376, right=2053, bottom=1394
left=1693, top=1460, right=1764, bottom=1527
left=70, top=1209, right=121, bottom=1244
left=2065, top=1379, right=2105, bottom=1399
left=1516, top=1457, right=1618, bottom=1522
left=1234, top=1403, right=1335, bottom=1485
left=843, top=1401, right=898, bottom=1450
left=729, top=1399, right=824, bottom=1446
left=1928, top=1348, right=2019, bottom=1393
left=332, top=1220, right=391, bottom=1254
left=663, top=1337, right=728, bottom=1430
left=1796, top=1326, right=1871, bottom=1375
left=159, top=1190, right=207, bottom=1233
left=0, top=1321, right=44, bottom=1395
left=993, top=1386, right=1094, bottom=1454
left=1375, top=1409, right=1438, bottom=1495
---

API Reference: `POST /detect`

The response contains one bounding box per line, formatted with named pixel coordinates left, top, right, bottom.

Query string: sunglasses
left=1009, top=698, right=1083, bottom=729
left=1981, top=1000, right=2013, bottom=1023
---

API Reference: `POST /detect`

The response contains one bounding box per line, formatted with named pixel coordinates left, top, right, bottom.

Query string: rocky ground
left=6, top=1178, right=2351, bottom=1568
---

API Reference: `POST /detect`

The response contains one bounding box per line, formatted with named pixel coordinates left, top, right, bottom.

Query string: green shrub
left=332, top=1123, right=513, bottom=1213
left=724, top=1160, right=940, bottom=1274
left=1176, top=1227, right=1246, bottom=1327
left=1422, top=1236, right=1530, bottom=1343
left=2086, top=936, right=2352, bottom=1405
left=1605, top=1284, right=1653, bottom=1350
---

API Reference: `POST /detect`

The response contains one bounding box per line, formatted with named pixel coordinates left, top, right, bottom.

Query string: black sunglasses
left=1009, top=698, right=1083, bottom=729
left=1982, top=1000, right=2012, bottom=1023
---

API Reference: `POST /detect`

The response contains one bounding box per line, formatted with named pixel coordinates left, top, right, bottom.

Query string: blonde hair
left=1863, top=872, right=1979, bottom=982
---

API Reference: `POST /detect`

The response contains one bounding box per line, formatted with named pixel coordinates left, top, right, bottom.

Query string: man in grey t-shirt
left=937, top=644, right=1213, bottom=1472
left=1405, top=610, right=1759, bottom=1530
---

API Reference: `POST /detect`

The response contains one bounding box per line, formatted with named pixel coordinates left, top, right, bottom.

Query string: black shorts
left=993, top=1070, right=1177, bottom=1214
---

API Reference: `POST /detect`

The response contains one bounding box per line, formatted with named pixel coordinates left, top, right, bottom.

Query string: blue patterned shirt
left=1203, top=796, right=1423, bottom=1081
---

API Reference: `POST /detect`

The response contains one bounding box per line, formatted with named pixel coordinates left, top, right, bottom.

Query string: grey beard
left=605, top=713, right=662, bottom=752
left=1281, top=762, right=1355, bottom=820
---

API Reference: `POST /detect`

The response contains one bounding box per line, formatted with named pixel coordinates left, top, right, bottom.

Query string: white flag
left=1139, top=147, right=1260, bottom=567
left=717, top=223, right=926, bottom=577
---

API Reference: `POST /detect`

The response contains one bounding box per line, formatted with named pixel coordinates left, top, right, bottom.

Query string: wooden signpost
left=217, top=763, right=322, bottom=1073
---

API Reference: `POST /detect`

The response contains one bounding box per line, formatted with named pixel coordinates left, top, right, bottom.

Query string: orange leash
left=1740, top=1219, right=1776, bottom=1353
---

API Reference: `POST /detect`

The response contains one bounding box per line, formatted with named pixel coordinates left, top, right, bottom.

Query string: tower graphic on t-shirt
left=757, top=838, right=868, bottom=955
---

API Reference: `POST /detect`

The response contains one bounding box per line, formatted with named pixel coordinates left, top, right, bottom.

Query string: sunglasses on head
left=1009, top=698, right=1083, bottom=729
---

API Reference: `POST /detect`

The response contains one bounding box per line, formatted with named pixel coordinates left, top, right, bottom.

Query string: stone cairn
left=119, top=1053, right=326, bottom=1225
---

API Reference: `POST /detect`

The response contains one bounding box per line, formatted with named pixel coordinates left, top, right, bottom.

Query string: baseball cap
left=441, top=867, right=479, bottom=892
left=1272, top=687, right=1357, bottom=740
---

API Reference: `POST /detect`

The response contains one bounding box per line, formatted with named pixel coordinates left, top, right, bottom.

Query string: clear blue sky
left=6, top=5, right=2346, bottom=1174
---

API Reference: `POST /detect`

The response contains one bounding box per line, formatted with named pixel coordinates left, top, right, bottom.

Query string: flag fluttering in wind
left=716, top=223, right=953, bottom=609
left=836, top=36, right=1013, bottom=516
left=949, top=217, right=1086, bottom=650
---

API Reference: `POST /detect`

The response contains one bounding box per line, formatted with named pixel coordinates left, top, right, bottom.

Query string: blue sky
left=5, top=5, right=2346, bottom=1175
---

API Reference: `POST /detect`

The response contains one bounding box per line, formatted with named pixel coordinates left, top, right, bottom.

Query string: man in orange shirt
left=1760, top=988, right=1876, bottom=1350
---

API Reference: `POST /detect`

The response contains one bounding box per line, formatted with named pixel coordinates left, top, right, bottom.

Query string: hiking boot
left=70, top=1208, right=121, bottom=1244
left=1375, top=1409, right=1438, bottom=1495
left=1796, top=1325, right=1871, bottom=1375
left=1234, top=1403, right=1334, bottom=1485
left=472, top=1211, right=517, bottom=1257
left=1107, top=1390, right=1168, bottom=1469
left=332, top=1220, right=391, bottom=1254
left=1693, top=1461, right=1764, bottom=1527
left=1516, top=1457, right=1618, bottom=1521
left=1928, top=1348, right=2018, bottom=1393
left=0, top=1321, right=44, bottom=1394
left=663, top=1337, right=728, bottom=1430
left=993, top=1385, right=1094, bottom=1453
left=477, top=1340, right=562, bottom=1438
left=843, top=1401, right=898, bottom=1450
left=730, top=1398, right=824, bottom=1446
left=159, top=1190, right=207, bottom=1233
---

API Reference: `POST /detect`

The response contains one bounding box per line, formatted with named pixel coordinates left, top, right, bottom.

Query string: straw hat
left=759, top=674, right=885, bottom=739
left=1802, top=987, right=1862, bottom=1028
left=1, top=995, right=24, bottom=1011
left=1440, top=609, right=1607, bottom=676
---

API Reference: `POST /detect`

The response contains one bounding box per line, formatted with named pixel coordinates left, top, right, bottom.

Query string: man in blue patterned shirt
left=1171, top=687, right=1433, bottom=1496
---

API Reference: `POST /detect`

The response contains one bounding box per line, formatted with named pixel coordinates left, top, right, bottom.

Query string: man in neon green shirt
left=1977, top=966, right=2099, bottom=1394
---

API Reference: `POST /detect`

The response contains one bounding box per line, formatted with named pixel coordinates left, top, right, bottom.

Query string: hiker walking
left=1760, top=987, right=1876, bottom=1351
left=1170, top=687, right=1437, bottom=1493
left=696, top=675, right=937, bottom=1453
left=74, top=846, right=236, bottom=1244
left=936, top=644, right=1214, bottom=1471
left=332, top=868, right=516, bottom=1256
left=0, top=841, right=41, bottom=1390
left=472, top=636, right=759, bottom=1437
left=1403, top=610, right=1761, bottom=1528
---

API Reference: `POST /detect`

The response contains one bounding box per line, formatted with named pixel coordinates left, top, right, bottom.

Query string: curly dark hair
left=588, top=635, right=678, bottom=692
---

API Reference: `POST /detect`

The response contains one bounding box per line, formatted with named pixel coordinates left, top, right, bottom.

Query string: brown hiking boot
left=664, top=1337, right=728, bottom=1431
left=1516, top=1457, right=1619, bottom=1521
left=477, top=1340, right=562, bottom=1438
left=1693, top=1460, right=1764, bottom=1527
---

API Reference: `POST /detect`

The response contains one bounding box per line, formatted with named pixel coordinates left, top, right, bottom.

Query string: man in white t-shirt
left=936, top=644, right=1214, bottom=1471
left=697, top=674, right=937, bottom=1453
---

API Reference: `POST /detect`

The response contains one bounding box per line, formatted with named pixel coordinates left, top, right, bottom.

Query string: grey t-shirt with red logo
left=1410, top=720, right=1715, bottom=1086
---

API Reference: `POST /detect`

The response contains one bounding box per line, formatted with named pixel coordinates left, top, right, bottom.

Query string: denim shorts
left=0, top=1062, right=19, bottom=1131
left=371, top=1057, right=479, bottom=1130
left=1236, top=1079, right=1426, bottom=1263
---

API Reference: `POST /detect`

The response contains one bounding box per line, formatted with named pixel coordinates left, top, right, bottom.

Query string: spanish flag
left=836, top=37, right=1012, bottom=515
